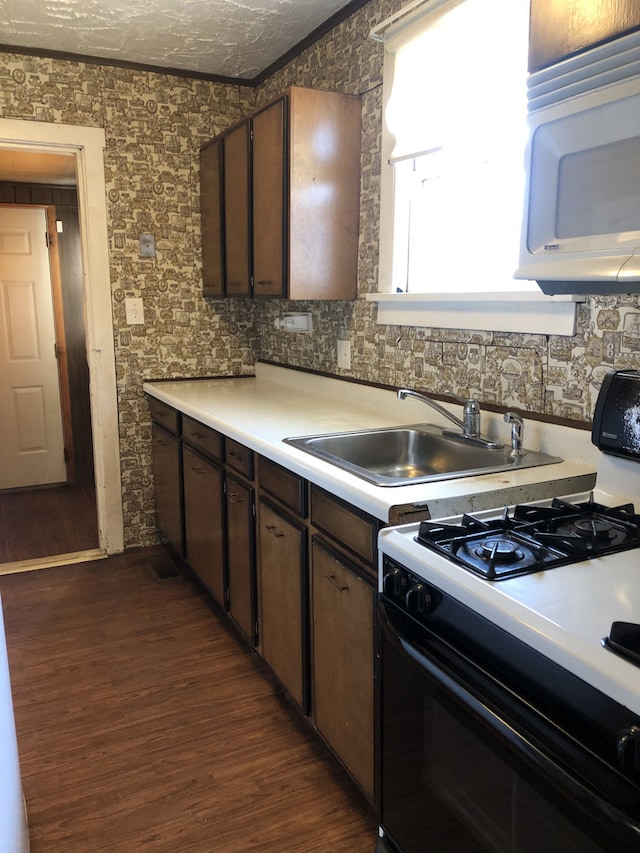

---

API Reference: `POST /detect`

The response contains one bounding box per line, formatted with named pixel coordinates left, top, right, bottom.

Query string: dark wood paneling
left=56, top=202, right=94, bottom=486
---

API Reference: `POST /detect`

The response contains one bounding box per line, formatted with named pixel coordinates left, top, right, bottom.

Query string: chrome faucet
left=397, top=388, right=503, bottom=449
left=504, top=411, right=526, bottom=456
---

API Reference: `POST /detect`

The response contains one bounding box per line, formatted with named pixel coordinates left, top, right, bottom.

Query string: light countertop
left=143, top=363, right=598, bottom=523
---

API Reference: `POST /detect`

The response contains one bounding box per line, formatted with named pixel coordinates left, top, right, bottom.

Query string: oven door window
left=379, top=604, right=640, bottom=853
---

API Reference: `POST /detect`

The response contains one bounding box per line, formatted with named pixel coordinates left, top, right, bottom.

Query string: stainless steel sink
left=283, top=425, right=562, bottom=487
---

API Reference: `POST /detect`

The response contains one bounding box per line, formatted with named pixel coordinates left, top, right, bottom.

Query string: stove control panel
left=382, top=557, right=440, bottom=617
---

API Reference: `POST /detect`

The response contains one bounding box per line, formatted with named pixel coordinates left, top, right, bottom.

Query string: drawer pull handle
left=192, top=465, right=207, bottom=475
left=256, top=279, right=272, bottom=287
left=228, top=493, right=244, bottom=503
left=229, top=451, right=242, bottom=461
left=265, top=524, right=285, bottom=538
left=324, top=573, right=349, bottom=592
left=156, top=439, right=169, bottom=447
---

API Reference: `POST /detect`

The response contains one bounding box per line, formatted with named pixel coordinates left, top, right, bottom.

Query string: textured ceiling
left=0, top=0, right=359, bottom=81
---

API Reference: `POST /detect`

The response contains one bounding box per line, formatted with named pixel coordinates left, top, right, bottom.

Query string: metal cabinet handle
left=265, top=523, right=285, bottom=538
left=256, top=280, right=272, bottom=287
left=228, top=492, right=244, bottom=504
left=191, top=465, right=207, bottom=475
left=323, top=573, right=349, bottom=592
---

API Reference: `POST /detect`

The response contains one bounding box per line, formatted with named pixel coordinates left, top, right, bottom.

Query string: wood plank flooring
left=0, top=485, right=98, bottom=564
left=0, top=547, right=377, bottom=852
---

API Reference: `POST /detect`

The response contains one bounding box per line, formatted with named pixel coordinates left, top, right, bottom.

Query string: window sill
left=366, top=291, right=584, bottom=335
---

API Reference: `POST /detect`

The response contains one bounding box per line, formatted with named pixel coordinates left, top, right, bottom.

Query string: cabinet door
left=183, top=444, right=225, bottom=605
left=151, top=422, right=183, bottom=556
left=224, top=120, right=251, bottom=297
left=226, top=474, right=256, bottom=644
left=258, top=498, right=308, bottom=711
left=311, top=537, right=375, bottom=801
left=200, top=138, right=225, bottom=297
left=252, top=97, right=286, bottom=298
left=529, top=0, right=640, bottom=71
left=288, top=87, right=361, bottom=300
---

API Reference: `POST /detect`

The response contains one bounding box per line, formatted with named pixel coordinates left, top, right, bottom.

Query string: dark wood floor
left=0, top=484, right=99, bottom=564
left=0, top=547, right=377, bottom=852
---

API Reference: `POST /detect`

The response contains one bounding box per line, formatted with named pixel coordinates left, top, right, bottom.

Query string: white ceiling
left=1, top=0, right=359, bottom=81
left=0, top=149, right=77, bottom=185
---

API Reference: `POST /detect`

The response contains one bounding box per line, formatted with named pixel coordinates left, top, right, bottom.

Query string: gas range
left=378, top=369, right=640, bottom=717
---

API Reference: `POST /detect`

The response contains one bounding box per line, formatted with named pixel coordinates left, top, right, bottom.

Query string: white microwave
left=515, top=29, right=640, bottom=295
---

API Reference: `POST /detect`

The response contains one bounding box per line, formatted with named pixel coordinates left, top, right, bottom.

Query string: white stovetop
left=378, top=491, right=640, bottom=717
left=143, top=363, right=598, bottom=524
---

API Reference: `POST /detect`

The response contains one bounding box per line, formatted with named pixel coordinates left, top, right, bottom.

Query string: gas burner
left=476, top=537, right=525, bottom=563
left=572, top=517, right=615, bottom=540
left=415, top=495, right=640, bottom=580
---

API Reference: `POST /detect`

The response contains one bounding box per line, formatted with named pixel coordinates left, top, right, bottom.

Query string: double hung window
left=371, top=0, right=580, bottom=333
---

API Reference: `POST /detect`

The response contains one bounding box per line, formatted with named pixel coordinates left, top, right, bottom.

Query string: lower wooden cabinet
left=151, top=422, right=183, bottom=556
left=226, top=473, right=256, bottom=643
left=182, top=444, right=225, bottom=605
left=311, top=536, right=375, bottom=802
left=258, top=497, right=308, bottom=712
left=150, top=413, right=378, bottom=803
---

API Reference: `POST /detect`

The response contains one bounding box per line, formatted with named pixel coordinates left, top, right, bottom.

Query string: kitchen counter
left=143, top=363, right=598, bottom=523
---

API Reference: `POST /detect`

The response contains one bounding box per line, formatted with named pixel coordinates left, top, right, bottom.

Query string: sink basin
left=283, top=425, right=562, bottom=487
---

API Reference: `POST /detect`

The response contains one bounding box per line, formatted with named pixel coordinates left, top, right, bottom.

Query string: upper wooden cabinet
left=223, top=120, right=252, bottom=298
left=529, top=0, right=640, bottom=72
left=200, top=86, right=362, bottom=300
left=199, top=137, right=225, bottom=298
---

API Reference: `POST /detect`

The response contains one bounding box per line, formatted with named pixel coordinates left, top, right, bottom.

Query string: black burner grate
left=416, top=497, right=640, bottom=580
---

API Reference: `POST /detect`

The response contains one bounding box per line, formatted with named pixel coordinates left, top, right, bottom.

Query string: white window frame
left=368, top=0, right=583, bottom=335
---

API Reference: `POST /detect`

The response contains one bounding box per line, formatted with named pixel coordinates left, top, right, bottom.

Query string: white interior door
left=0, top=206, right=66, bottom=489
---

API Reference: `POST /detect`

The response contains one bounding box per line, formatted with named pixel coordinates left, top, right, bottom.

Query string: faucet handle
left=445, top=390, right=480, bottom=411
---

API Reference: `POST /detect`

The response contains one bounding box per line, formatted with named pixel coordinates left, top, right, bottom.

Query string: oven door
left=377, top=596, right=640, bottom=853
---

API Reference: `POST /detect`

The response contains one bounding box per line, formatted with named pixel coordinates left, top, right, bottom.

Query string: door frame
left=0, top=119, right=124, bottom=556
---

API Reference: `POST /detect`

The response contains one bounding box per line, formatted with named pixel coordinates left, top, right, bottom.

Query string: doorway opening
left=0, top=120, right=124, bottom=571
left=0, top=184, right=99, bottom=563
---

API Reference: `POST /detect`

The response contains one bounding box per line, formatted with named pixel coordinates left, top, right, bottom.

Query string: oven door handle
left=379, top=598, right=640, bottom=838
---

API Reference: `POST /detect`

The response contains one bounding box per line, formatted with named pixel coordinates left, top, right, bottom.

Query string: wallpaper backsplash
left=1, top=0, right=639, bottom=550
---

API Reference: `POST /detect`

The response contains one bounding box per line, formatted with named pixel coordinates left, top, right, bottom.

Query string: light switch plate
left=139, top=233, right=155, bottom=257
left=125, top=297, right=144, bottom=325
left=337, top=339, right=351, bottom=369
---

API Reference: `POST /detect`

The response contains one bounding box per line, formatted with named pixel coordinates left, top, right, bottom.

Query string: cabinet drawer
left=310, top=485, right=379, bottom=567
left=226, top=438, right=254, bottom=479
left=148, top=397, right=179, bottom=436
left=182, top=416, right=223, bottom=461
left=258, top=456, right=307, bottom=517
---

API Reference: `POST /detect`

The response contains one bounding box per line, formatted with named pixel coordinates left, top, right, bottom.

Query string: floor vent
left=147, top=556, right=181, bottom=582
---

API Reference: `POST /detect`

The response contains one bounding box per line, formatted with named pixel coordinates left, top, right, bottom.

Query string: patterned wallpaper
left=1, top=0, right=639, bottom=549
